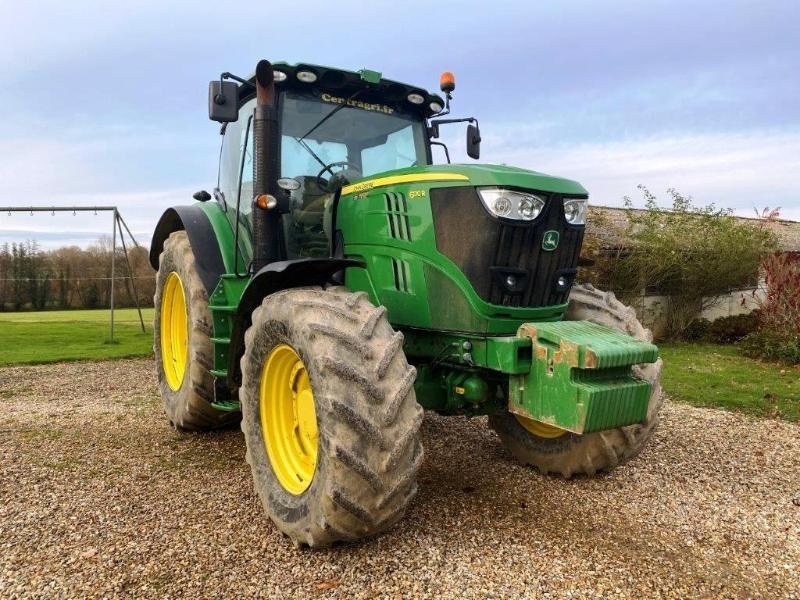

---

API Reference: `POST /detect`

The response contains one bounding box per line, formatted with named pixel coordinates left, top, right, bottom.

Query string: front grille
left=430, top=186, right=584, bottom=308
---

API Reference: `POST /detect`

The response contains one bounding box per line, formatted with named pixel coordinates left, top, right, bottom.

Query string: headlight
left=478, top=188, right=545, bottom=221
left=563, top=198, right=588, bottom=225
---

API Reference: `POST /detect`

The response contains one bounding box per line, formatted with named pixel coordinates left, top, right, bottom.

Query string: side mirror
left=208, top=80, right=239, bottom=122
left=193, top=190, right=211, bottom=202
left=467, top=123, right=481, bottom=160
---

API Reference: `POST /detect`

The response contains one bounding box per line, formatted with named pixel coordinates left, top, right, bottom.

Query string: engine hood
left=340, top=163, right=588, bottom=197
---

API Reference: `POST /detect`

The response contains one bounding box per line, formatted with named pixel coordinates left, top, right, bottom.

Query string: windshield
left=280, top=91, right=429, bottom=180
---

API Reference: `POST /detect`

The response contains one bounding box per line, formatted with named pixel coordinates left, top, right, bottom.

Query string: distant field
left=0, top=308, right=154, bottom=365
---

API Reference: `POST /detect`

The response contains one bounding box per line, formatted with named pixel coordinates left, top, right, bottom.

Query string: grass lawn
left=660, top=343, right=799, bottom=422
left=0, top=308, right=155, bottom=366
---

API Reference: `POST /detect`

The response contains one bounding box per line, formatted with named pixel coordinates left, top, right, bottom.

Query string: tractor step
left=509, top=321, right=658, bottom=434
left=209, top=305, right=237, bottom=313
left=210, top=400, right=241, bottom=412
left=207, top=276, right=249, bottom=381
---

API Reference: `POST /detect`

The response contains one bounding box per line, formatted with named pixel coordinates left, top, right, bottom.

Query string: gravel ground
left=1, top=359, right=798, bottom=599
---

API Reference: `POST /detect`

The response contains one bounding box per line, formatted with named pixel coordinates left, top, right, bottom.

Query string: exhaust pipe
left=252, top=59, right=283, bottom=272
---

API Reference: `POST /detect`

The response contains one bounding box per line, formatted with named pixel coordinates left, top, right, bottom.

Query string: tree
left=0, top=237, right=155, bottom=311
left=595, top=186, right=777, bottom=338
left=0, top=243, right=9, bottom=310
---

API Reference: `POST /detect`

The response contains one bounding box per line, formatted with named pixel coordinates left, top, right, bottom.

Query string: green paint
left=208, top=275, right=249, bottom=377
left=341, top=163, right=588, bottom=197
left=193, top=159, right=657, bottom=430
left=508, top=321, right=658, bottom=433
left=403, top=329, right=533, bottom=375
left=413, top=364, right=503, bottom=415
left=338, top=163, right=579, bottom=336
left=358, top=68, right=382, bottom=84
left=198, top=202, right=239, bottom=274
left=209, top=399, right=241, bottom=412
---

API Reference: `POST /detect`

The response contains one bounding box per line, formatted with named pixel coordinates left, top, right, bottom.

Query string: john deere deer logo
left=542, top=230, right=559, bottom=251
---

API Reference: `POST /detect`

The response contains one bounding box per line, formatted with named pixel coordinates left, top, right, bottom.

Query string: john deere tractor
left=150, top=60, right=662, bottom=547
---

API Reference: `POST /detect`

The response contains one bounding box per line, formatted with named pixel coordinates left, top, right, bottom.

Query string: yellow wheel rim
left=259, top=344, right=318, bottom=495
left=515, top=415, right=568, bottom=439
left=160, top=271, right=188, bottom=391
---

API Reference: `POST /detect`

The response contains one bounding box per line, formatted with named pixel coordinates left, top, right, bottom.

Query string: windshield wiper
left=297, top=138, right=327, bottom=170
left=297, top=89, right=363, bottom=143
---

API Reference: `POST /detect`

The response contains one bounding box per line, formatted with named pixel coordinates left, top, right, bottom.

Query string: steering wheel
left=316, top=161, right=362, bottom=192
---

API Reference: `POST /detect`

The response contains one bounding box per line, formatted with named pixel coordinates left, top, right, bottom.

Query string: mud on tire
left=153, top=230, right=238, bottom=430
left=239, top=287, right=423, bottom=547
left=489, top=283, right=664, bottom=477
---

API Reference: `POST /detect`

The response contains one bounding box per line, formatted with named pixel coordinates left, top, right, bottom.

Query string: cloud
left=0, top=134, right=203, bottom=249
left=474, top=127, right=800, bottom=219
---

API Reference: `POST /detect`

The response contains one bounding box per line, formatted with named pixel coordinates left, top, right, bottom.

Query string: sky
left=0, top=0, right=798, bottom=248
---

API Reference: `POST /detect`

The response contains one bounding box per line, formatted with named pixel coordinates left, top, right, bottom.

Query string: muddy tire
left=153, top=230, right=238, bottom=431
left=239, top=287, right=423, bottom=547
left=489, top=283, right=663, bottom=477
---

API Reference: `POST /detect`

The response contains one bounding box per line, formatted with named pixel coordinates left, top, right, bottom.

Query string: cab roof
left=240, top=61, right=445, bottom=119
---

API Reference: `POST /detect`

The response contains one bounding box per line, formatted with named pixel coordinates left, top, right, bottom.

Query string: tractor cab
left=210, top=63, right=449, bottom=263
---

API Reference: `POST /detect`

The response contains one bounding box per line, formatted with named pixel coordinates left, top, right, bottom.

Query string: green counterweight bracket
left=509, top=321, right=658, bottom=434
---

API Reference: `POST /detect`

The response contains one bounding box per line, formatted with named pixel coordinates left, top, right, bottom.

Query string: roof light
left=440, top=71, right=455, bottom=93
left=429, top=101, right=443, bottom=113
left=407, top=93, right=425, bottom=105
left=273, top=70, right=288, bottom=83
left=296, top=70, right=317, bottom=83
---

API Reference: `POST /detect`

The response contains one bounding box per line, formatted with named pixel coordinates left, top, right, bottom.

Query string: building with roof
left=583, top=206, right=800, bottom=326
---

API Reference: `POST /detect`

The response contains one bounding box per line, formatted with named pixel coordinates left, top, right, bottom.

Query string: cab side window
left=216, top=98, right=256, bottom=269
left=217, top=97, right=256, bottom=217
left=240, top=116, right=254, bottom=217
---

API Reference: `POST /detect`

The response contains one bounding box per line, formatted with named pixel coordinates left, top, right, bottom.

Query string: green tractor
left=150, top=60, right=662, bottom=547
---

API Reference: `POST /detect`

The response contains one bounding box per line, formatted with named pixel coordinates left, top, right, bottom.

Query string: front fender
left=149, top=204, right=231, bottom=293
left=236, top=258, right=363, bottom=319
left=227, top=257, right=364, bottom=386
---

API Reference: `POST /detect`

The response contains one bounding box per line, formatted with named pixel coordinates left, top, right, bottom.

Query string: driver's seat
left=290, top=176, right=331, bottom=227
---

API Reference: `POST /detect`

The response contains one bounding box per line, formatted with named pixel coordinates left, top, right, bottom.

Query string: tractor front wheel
left=153, top=230, right=238, bottom=430
left=489, top=283, right=663, bottom=477
left=239, top=287, right=423, bottom=547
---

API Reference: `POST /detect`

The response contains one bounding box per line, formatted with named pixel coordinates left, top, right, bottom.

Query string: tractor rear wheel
left=489, top=283, right=663, bottom=477
left=239, top=287, right=423, bottom=547
left=153, top=230, right=238, bottom=430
